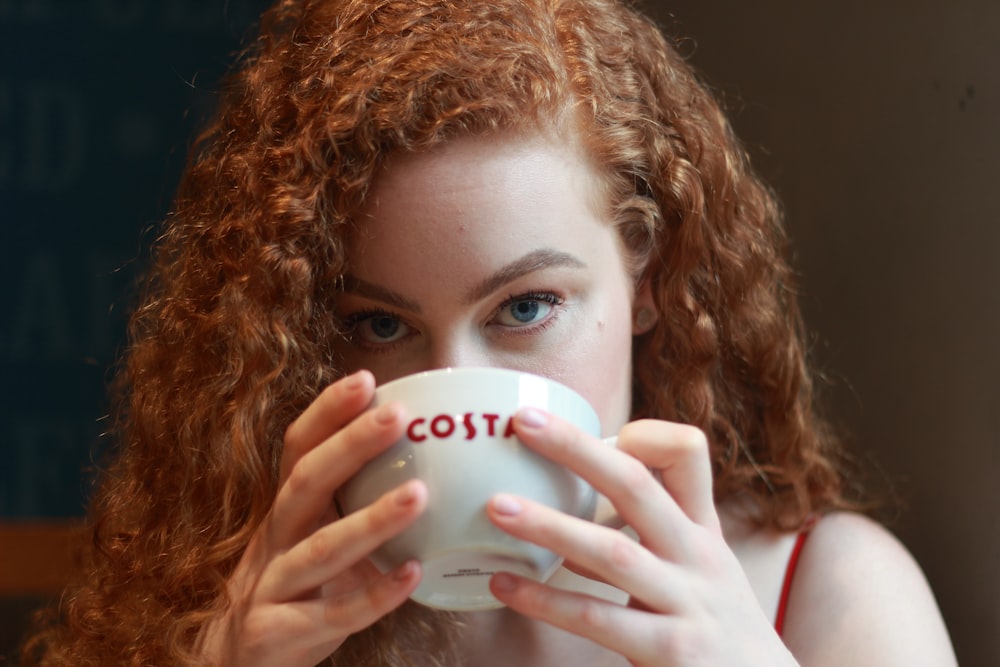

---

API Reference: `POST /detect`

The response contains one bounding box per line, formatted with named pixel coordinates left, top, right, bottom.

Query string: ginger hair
left=22, top=0, right=853, bottom=664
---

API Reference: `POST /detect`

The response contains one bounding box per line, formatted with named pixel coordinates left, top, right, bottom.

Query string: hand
left=485, top=410, right=798, bottom=666
left=196, top=370, right=427, bottom=667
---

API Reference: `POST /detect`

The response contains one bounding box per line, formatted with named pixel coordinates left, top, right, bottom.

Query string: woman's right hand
left=196, top=370, right=427, bottom=667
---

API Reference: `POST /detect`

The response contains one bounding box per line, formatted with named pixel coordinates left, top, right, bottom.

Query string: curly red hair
left=22, top=0, right=854, bottom=664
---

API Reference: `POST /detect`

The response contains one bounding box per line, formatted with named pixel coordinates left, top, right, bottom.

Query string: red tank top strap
left=774, top=517, right=818, bottom=637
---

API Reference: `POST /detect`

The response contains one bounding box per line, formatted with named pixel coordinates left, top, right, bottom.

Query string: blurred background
left=0, top=1, right=996, bottom=664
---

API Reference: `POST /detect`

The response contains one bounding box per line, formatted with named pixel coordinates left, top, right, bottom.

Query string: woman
left=23, top=0, right=956, bottom=665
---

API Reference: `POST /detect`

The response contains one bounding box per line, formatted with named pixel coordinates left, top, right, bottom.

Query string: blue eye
left=347, top=311, right=410, bottom=345
left=509, top=300, right=541, bottom=323
left=369, top=315, right=402, bottom=339
left=494, top=293, right=560, bottom=327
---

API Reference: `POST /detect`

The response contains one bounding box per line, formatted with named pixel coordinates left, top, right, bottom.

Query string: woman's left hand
left=486, top=409, right=798, bottom=667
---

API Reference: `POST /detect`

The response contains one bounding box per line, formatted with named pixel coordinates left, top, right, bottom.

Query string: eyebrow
left=340, top=248, right=586, bottom=312
left=340, top=275, right=424, bottom=313
left=464, top=248, right=586, bottom=304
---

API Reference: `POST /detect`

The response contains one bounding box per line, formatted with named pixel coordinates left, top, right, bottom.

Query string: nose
left=426, top=335, right=493, bottom=371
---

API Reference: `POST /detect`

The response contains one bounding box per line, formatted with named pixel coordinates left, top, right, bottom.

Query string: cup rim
left=376, top=366, right=571, bottom=392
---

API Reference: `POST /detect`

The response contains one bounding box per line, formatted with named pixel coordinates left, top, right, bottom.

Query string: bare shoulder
left=782, top=512, right=958, bottom=667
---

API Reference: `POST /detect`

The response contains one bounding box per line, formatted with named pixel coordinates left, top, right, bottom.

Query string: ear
left=631, top=280, right=657, bottom=335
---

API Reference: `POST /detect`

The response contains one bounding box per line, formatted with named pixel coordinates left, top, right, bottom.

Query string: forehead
left=353, top=132, right=608, bottom=236
left=377, top=131, right=603, bottom=205
left=344, top=131, right=622, bottom=290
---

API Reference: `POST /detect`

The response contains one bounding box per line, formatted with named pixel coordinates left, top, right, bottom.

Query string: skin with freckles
left=333, top=131, right=642, bottom=434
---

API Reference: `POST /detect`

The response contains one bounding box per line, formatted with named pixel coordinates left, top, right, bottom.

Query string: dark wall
left=645, top=2, right=999, bottom=666
left=1, top=0, right=271, bottom=517
left=1, top=2, right=269, bottom=659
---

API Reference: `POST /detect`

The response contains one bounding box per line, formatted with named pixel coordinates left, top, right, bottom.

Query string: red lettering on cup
left=430, top=414, right=456, bottom=438
left=407, top=417, right=427, bottom=442
left=462, top=413, right=476, bottom=440
left=482, top=413, right=500, bottom=436
left=404, top=413, right=519, bottom=443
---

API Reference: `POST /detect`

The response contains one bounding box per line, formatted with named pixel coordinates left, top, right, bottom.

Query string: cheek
left=585, top=318, right=635, bottom=435
left=544, top=302, right=635, bottom=437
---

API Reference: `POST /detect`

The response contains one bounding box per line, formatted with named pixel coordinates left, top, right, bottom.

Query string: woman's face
left=333, top=131, right=644, bottom=434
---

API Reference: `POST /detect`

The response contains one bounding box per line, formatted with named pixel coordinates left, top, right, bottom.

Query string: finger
left=512, top=408, right=687, bottom=558
left=488, top=494, right=682, bottom=612
left=592, top=438, right=625, bottom=529
left=270, top=560, right=422, bottom=660
left=318, top=560, right=421, bottom=635
left=268, top=400, right=408, bottom=549
left=281, top=370, right=376, bottom=482
left=617, top=419, right=721, bottom=534
left=259, top=480, right=428, bottom=601
left=489, top=573, right=676, bottom=665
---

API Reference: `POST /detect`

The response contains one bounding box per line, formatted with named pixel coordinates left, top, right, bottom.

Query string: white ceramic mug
left=335, top=367, right=601, bottom=611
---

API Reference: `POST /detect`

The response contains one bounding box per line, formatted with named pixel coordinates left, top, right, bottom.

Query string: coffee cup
left=335, top=367, right=600, bottom=611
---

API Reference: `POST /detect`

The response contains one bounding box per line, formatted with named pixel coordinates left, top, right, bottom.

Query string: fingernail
left=492, top=572, right=518, bottom=593
left=345, top=370, right=367, bottom=390
left=395, top=482, right=417, bottom=507
left=517, top=407, right=548, bottom=429
left=393, top=560, right=418, bottom=581
left=374, top=401, right=401, bottom=424
left=491, top=493, right=522, bottom=516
